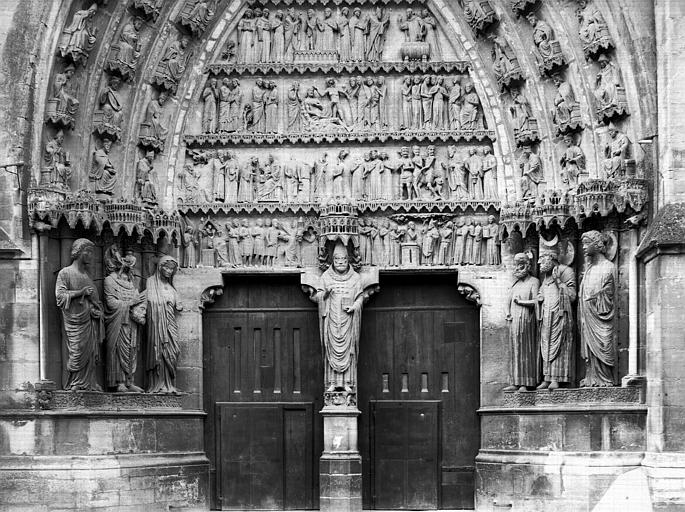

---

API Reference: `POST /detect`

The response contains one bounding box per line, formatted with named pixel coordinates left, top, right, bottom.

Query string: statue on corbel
left=178, top=0, right=218, bottom=38
left=576, top=0, right=614, bottom=60
left=93, top=76, right=124, bottom=141
left=301, top=241, right=379, bottom=406
left=490, top=35, right=524, bottom=90
left=57, top=4, right=98, bottom=66
left=151, top=36, right=193, bottom=94
left=105, top=16, right=144, bottom=82
left=46, top=64, right=79, bottom=130
left=525, top=12, right=567, bottom=75
left=594, top=54, right=629, bottom=123
left=138, top=91, right=169, bottom=152
left=459, top=0, right=498, bottom=35
left=551, top=74, right=582, bottom=136
left=510, top=90, right=539, bottom=146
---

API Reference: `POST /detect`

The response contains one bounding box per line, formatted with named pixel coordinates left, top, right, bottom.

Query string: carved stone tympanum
left=579, top=230, right=616, bottom=387
left=56, top=238, right=104, bottom=391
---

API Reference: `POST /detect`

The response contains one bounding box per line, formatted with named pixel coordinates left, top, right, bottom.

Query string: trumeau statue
left=56, top=238, right=104, bottom=391
left=42, top=130, right=72, bottom=188
left=57, top=4, right=98, bottom=66
left=505, top=252, right=540, bottom=392
left=104, top=246, right=146, bottom=392
left=303, top=242, right=379, bottom=399
left=89, top=137, right=117, bottom=194
left=579, top=230, right=617, bottom=387
left=537, top=242, right=576, bottom=390
left=146, top=255, right=182, bottom=393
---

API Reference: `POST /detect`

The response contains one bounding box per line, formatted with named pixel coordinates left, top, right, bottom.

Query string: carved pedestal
left=320, top=405, right=362, bottom=512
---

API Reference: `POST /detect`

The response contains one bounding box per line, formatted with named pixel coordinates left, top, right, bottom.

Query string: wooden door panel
left=217, top=403, right=314, bottom=510
left=359, top=274, right=479, bottom=510
left=372, top=401, right=439, bottom=510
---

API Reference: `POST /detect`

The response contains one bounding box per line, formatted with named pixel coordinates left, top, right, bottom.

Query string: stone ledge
left=47, top=390, right=184, bottom=410
left=499, top=386, right=643, bottom=408
left=0, top=452, right=209, bottom=470
left=476, top=449, right=645, bottom=467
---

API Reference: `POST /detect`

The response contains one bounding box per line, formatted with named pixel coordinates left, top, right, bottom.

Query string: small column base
left=320, top=405, right=362, bottom=512
left=621, top=374, right=647, bottom=388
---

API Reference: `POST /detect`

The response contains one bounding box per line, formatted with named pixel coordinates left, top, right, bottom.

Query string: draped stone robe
left=305, top=266, right=378, bottom=390
left=56, top=264, right=104, bottom=391
left=539, top=264, right=576, bottom=383
left=579, top=257, right=616, bottom=386
left=507, top=275, right=540, bottom=387
left=104, top=273, right=146, bottom=388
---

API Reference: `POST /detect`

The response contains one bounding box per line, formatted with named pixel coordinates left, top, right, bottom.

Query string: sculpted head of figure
left=333, top=243, right=349, bottom=274
left=71, top=238, right=95, bottom=265
left=488, top=214, right=496, bottom=225
left=354, top=7, right=361, bottom=17
left=342, top=7, right=349, bottom=16
left=102, top=137, right=112, bottom=152
left=254, top=8, right=263, bottom=18
left=538, top=246, right=559, bottom=273
left=406, top=8, right=414, bottom=19
left=598, top=54, right=609, bottom=68
left=608, top=122, right=619, bottom=138
left=324, top=8, right=332, bottom=18
left=263, top=8, right=270, bottom=18
left=581, top=230, right=606, bottom=257
left=158, top=255, right=178, bottom=281
left=109, top=75, right=122, bottom=90
left=307, top=8, right=314, bottom=17
left=513, top=252, right=531, bottom=279
left=526, top=13, right=537, bottom=25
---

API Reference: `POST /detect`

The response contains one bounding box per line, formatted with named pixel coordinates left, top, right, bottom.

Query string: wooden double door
left=203, top=273, right=479, bottom=510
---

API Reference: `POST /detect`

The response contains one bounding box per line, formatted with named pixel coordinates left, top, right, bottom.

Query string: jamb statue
left=55, top=238, right=104, bottom=391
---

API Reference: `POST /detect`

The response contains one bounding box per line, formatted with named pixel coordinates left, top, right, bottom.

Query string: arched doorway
left=203, top=272, right=480, bottom=510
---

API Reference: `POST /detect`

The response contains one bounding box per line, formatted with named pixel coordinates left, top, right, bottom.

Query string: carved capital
left=457, top=283, right=481, bottom=306
left=199, top=285, right=224, bottom=310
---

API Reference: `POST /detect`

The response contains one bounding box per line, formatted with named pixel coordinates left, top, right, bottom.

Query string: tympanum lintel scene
left=0, top=0, right=681, bottom=510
